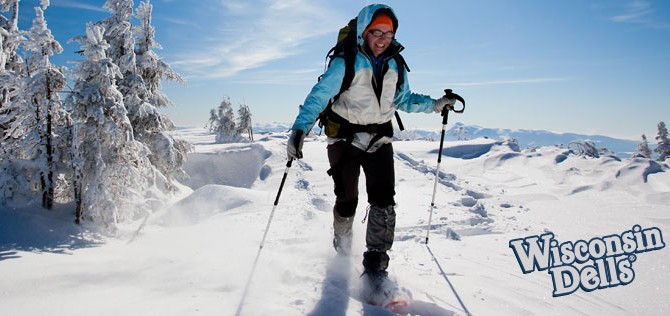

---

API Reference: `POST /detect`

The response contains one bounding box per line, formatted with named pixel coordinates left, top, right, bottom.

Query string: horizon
left=248, top=121, right=644, bottom=143
left=8, top=0, right=670, bottom=140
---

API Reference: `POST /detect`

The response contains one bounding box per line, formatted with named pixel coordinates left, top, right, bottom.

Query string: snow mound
left=178, top=143, right=271, bottom=189
left=615, top=158, right=667, bottom=184
left=435, top=138, right=519, bottom=159
left=554, top=150, right=570, bottom=163
left=156, top=185, right=265, bottom=226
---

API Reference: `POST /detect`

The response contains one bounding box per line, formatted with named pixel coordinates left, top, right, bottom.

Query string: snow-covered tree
left=92, top=0, right=189, bottom=192
left=237, top=102, right=253, bottom=141
left=99, top=0, right=135, bottom=75
left=134, top=0, right=183, bottom=106
left=0, top=0, right=22, bottom=73
left=655, top=121, right=670, bottom=161
left=21, top=6, right=69, bottom=209
left=68, top=23, right=153, bottom=227
left=131, top=0, right=190, bottom=189
left=450, top=124, right=468, bottom=140
left=1, top=0, right=31, bottom=205
left=568, top=140, right=600, bottom=158
left=0, top=65, right=26, bottom=157
left=1, top=0, right=24, bottom=141
left=1, top=1, right=74, bottom=208
left=98, top=0, right=144, bottom=126
left=207, top=96, right=241, bottom=143
left=637, top=134, right=652, bottom=159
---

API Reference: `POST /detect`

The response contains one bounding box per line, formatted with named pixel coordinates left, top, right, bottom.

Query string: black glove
left=287, top=129, right=305, bottom=159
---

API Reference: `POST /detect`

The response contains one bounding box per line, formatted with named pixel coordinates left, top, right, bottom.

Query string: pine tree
left=99, top=0, right=136, bottom=75
left=208, top=96, right=240, bottom=143
left=1, top=0, right=24, bottom=144
left=95, top=0, right=189, bottom=192
left=0, top=0, right=22, bottom=73
left=655, top=121, right=670, bottom=161
left=98, top=0, right=144, bottom=127
left=637, top=134, right=652, bottom=159
left=132, top=0, right=190, bottom=189
left=0, top=62, right=26, bottom=158
left=237, top=102, right=253, bottom=141
left=68, top=23, right=152, bottom=227
left=0, top=0, right=30, bottom=204
left=22, top=6, right=68, bottom=209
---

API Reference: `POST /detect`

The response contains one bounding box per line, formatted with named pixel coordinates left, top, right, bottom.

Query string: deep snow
left=1, top=127, right=669, bottom=316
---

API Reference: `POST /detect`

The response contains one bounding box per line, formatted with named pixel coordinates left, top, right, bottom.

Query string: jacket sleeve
left=291, top=58, right=346, bottom=133
left=393, top=66, right=435, bottom=114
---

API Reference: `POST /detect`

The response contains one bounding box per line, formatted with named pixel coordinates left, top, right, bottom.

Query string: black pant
left=327, top=141, right=395, bottom=218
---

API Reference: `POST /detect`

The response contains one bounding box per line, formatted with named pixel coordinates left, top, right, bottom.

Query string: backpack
left=317, top=17, right=408, bottom=141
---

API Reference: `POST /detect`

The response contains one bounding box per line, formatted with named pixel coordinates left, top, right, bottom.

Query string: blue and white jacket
left=291, top=4, right=436, bottom=152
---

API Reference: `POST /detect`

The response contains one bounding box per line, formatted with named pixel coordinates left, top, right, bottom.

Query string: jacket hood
left=356, top=4, right=399, bottom=47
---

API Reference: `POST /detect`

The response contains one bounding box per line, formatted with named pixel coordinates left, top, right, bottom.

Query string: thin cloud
left=171, top=0, right=341, bottom=79
left=51, top=0, right=107, bottom=13
left=155, top=16, right=192, bottom=27
left=452, top=78, right=568, bottom=87
left=610, top=0, right=670, bottom=29
left=228, top=67, right=322, bottom=85
left=611, top=0, right=652, bottom=22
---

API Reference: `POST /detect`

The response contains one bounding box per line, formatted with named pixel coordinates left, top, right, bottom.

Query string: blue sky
left=11, top=0, right=670, bottom=140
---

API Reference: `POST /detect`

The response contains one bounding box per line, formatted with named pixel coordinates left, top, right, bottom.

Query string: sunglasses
left=368, top=29, right=395, bottom=39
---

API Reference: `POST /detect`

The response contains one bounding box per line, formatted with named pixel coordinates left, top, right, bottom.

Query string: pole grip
left=441, top=89, right=465, bottom=114
left=441, top=107, right=450, bottom=125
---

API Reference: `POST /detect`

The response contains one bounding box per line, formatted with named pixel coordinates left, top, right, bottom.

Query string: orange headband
left=366, top=13, right=394, bottom=34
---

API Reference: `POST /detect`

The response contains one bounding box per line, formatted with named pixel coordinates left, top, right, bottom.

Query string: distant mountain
left=253, top=122, right=640, bottom=157
left=411, top=123, right=639, bottom=157
left=253, top=122, right=291, bottom=133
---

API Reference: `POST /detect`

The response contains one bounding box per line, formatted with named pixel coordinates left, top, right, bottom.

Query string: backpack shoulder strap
left=338, top=17, right=358, bottom=96
left=392, top=53, right=409, bottom=131
left=339, top=46, right=356, bottom=95
left=392, top=53, right=409, bottom=92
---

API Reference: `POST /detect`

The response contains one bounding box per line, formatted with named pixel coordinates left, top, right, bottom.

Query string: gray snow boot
left=365, top=205, right=396, bottom=254
left=333, top=208, right=353, bottom=255
left=361, top=205, right=396, bottom=275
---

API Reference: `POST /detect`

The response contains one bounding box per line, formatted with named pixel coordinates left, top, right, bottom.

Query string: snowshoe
left=360, top=270, right=410, bottom=313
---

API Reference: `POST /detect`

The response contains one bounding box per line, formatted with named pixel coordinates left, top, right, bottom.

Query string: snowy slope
left=1, top=128, right=668, bottom=316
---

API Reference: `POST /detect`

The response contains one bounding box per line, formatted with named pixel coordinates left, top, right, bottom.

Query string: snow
left=1, top=128, right=669, bottom=316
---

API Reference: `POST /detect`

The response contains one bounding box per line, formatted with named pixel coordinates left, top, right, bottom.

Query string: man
left=287, top=4, right=456, bottom=278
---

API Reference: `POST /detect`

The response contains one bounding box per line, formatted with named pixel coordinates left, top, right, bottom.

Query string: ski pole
left=236, top=158, right=293, bottom=316
left=426, top=89, right=465, bottom=244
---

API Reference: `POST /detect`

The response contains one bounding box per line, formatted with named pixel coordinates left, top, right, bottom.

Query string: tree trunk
left=43, top=69, right=54, bottom=209
left=74, top=168, right=83, bottom=224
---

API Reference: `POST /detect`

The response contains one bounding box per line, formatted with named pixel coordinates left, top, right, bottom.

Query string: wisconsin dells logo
left=509, top=225, right=665, bottom=297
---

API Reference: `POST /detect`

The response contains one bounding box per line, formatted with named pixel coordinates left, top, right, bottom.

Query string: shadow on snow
left=0, top=204, right=103, bottom=261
